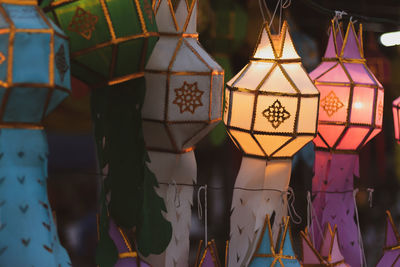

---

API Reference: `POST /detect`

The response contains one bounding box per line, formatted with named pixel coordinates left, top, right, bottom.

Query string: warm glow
left=224, top=21, right=319, bottom=159
left=380, top=31, right=400, bottom=47
left=393, top=97, right=400, bottom=144
left=311, top=21, right=384, bottom=152
left=354, top=102, right=363, bottom=109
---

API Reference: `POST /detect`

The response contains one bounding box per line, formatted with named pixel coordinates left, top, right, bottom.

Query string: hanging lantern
left=301, top=224, right=349, bottom=266
left=309, top=20, right=384, bottom=267
left=0, top=0, right=71, bottom=265
left=248, top=216, right=300, bottom=267
left=376, top=211, right=400, bottom=267
left=393, top=97, right=400, bottom=143
left=42, top=0, right=175, bottom=262
left=108, top=219, right=151, bottom=267
left=224, top=21, right=319, bottom=267
left=41, top=0, right=157, bottom=88
left=142, top=0, right=224, bottom=266
left=195, top=240, right=223, bottom=267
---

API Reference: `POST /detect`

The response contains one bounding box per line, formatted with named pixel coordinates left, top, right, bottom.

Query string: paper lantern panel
left=393, top=97, right=400, bottom=144
left=41, top=0, right=157, bottom=88
left=224, top=22, right=319, bottom=160
left=311, top=21, right=384, bottom=152
left=0, top=1, right=71, bottom=125
left=142, top=0, right=224, bottom=153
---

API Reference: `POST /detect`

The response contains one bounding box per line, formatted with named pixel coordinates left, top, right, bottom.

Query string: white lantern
left=224, top=21, right=319, bottom=267
left=142, top=0, right=224, bottom=266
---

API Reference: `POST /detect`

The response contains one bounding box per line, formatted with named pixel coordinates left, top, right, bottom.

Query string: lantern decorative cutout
left=142, top=0, right=224, bottom=266
left=376, top=211, right=400, bottom=267
left=248, top=216, right=300, bottom=267
left=196, top=240, right=223, bottom=267
left=301, top=224, right=349, bottom=267
left=224, top=21, right=319, bottom=267
left=309, top=21, right=384, bottom=267
left=0, top=0, right=71, bottom=266
left=41, top=0, right=157, bottom=88
left=393, top=97, right=400, bottom=143
left=108, top=219, right=151, bottom=267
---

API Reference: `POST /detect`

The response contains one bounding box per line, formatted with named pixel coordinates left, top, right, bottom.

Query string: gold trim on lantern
left=0, top=0, right=37, bottom=5
left=0, top=122, right=44, bottom=130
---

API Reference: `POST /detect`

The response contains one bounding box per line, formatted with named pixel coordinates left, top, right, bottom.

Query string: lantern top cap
left=153, top=0, right=198, bottom=34
left=384, top=210, right=400, bottom=249
left=252, top=20, right=300, bottom=61
left=0, top=0, right=37, bottom=5
left=324, top=20, right=364, bottom=60
left=301, top=223, right=345, bottom=265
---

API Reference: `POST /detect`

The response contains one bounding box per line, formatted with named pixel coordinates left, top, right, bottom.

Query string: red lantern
left=311, top=21, right=384, bottom=152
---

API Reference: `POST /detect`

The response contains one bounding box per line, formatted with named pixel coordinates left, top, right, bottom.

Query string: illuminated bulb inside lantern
left=380, top=31, right=400, bottom=47
left=354, top=102, right=363, bottom=109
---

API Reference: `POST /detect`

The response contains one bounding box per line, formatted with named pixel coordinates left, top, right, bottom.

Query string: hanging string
left=258, top=0, right=266, bottom=22
left=300, top=0, right=400, bottom=26
left=307, top=191, right=324, bottom=246
left=306, top=191, right=313, bottom=244
left=197, top=185, right=208, bottom=247
left=170, top=180, right=181, bottom=208
left=367, top=188, right=374, bottom=208
left=269, top=0, right=281, bottom=29
left=353, top=189, right=367, bottom=267
left=286, top=187, right=302, bottom=224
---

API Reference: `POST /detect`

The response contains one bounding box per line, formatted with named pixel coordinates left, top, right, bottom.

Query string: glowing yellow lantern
left=224, top=21, right=320, bottom=267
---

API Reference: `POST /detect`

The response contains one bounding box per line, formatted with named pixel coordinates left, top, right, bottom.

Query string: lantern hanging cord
left=269, top=0, right=292, bottom=32
left=353, top=189, right=368, bottom=267
left=197, top=185, right=208, bottom=247
left=306, top=191, right=324, bottom=246
left=286, top=187, right=302, bottom=224
left=300, top=0, right=400, bottom=26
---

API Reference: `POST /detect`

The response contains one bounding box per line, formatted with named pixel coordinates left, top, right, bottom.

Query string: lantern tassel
left=229, top=157, right=291, bottom=267
left=0, top=129, right=71, bottom=266
left=143, top=150, right=196, bottom=267
left=311, top=151, right=362, bottom=267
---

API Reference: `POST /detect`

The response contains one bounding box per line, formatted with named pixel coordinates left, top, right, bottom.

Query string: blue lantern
left=0, top=0, right=71, bottom=266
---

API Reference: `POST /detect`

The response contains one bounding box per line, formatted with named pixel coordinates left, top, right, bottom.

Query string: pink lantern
left=393, top=97, right=400, bottom=143
left=309, top=20, right=384, bottom=267
left=376, top=211, right=400, bottom=267
left=311, top=21, right=384, bottom=152
left=301, top=224, right=349, bottom=267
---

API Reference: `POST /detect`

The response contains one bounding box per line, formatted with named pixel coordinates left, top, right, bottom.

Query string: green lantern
left=41, top=0, right=172, bottom=266
left=41, top=0, right=158, bottom=88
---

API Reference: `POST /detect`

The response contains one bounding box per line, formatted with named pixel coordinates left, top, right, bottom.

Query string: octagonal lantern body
left=0, top=0, right=71, bottom=125
left=393, top=97, right=400, bottom=144
left=142, top=0, right=224, bottom=153
left=311, top=21, right=384, bottom=153
left=41, top=0, right=157, bottom=88
left=224, top=21, right=320, bottom=159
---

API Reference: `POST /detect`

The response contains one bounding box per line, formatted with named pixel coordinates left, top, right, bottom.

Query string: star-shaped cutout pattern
left=321, top=91, right=344, bottom=117
left=263, top=99, right=290, bottom=129
left=173, top=82, right=204, bottom=114
left=68, top=7, right=99, bottom=40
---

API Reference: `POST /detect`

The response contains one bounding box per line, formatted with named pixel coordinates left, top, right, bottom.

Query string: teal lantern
left=0, top=0, right=71, bottom=266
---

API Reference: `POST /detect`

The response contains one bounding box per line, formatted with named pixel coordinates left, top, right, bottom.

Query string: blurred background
left=42, top=0, right=400, bottom=266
